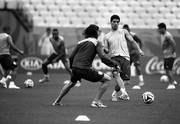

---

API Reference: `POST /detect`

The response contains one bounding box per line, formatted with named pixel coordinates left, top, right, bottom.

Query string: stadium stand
left=1, top=0, right=180, bottom=28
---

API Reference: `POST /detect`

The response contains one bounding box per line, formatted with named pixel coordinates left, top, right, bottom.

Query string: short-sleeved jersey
left=160, top=31, right=176, bottom=58
left=104, top=29, right=130, bottom=61
left=49, top=35, right=66, bottom=57
left=0, top=33, right=10, bottom=55
left=71, top=38, right=98, bottom=69
left=128, top=31, right=142, bottom=55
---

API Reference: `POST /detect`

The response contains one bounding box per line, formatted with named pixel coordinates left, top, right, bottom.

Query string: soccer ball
left=142, top=91, right=154, bottom=104
left=160, top=75, right=169, bottom=83
left=24, top=79, right=34, bottom=88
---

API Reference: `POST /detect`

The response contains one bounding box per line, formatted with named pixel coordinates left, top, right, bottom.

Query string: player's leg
left=39, top=53, right=58, bottom=83
left=132, top=54, right=144, bottom=89
left=52, top=68, right=80, bottom=105
left=111, top=56, right=130, bottom=101
left=84, top=70, right=110, bottom=108
left=0, top=55, right=17, bottom=88
left=165, top=58, right=177, bottom=89
left=61, top=57, right=72, bottom=76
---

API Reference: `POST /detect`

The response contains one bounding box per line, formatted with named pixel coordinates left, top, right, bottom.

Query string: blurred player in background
left=157, top=23, right=178, bottom=89
left=122, top=24, right=144, bottom=89
left=38, top=27, right=53, bottom=55
left=52, top=24, right=119, bottom=108
left=103, top=15, right=143, bottom=101
left=39, top=28, right=72, bottom=83
left=0, top=26, right=23, bottom=89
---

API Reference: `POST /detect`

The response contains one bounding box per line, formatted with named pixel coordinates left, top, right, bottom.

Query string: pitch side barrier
left=17, top=55, right=180, bottom=76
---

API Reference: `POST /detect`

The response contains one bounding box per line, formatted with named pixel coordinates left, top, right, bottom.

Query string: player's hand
left=139, top=49, right=144, bottom=56
left=19, top=50, right=24, bottom=55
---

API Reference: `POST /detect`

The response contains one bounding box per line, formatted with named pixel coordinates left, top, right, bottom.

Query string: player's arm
left=167, top=35, right=176, bottom=53
left=69, top=45, right=79, bottom=68
left=125, top=30, right=144, bottom=56
left=96, top=42, right=118, bottom=67
left=7, top=35, right=23, bottom=55
left=133, top=35, right=143, bottom=49
left=102, top=36, right=109, bottom=54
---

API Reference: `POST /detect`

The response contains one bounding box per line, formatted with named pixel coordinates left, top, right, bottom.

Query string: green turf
left=0, top=73, right=180, bottom=124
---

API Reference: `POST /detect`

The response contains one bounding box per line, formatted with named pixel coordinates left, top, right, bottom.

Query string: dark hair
left=3, top=26, right=10, bottom=33
left=123, top=24, right=130, bottom=31
left=157, top=23, right=166, bottom=29
left=110, top=15, right=120, bottom=22
left=52, top=28, right=58, bottom=32
left=84, top=24, right=99, bottom=39
left=46, top=27, right=51, bottom=32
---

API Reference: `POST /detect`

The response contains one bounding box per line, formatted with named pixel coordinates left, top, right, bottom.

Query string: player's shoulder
left=78, top=37, right=98, bottom=46
left=58, top=35, right=64, bottom=41
left=165, top=31, right=173, bottom=38
left=0, top=33, right=9, bottom=37
left=130, top=31, right=136, bottom=36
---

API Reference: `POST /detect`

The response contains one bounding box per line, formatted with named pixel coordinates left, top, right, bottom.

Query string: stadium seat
left=164, top=1, right=177, bottom=8
left=29, top=0, right=42, bottom=5
left=70, top=17, right=84, bottom=27
left=152, top=1, right=165, bottom=8
left=170, top=19, right=180, bottom=28
left=5, top=0, right=18, bottom=9
left=0, top=0, right=5, bottom=9
left=158, top=7, right=171, bottom=14
left=140, top=1, right=153, bottom=8
left=145, top=19, right=158, bottom=28
left=57, top=17, right=71, bottom=27
left=34, top=4, right=47, bottom=12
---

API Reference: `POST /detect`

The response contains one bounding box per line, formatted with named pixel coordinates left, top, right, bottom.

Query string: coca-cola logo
left=145, top=56, right=180, bottom=75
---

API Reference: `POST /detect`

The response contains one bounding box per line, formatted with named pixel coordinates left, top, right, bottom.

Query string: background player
left=157, top=23, right=178, bottom=89
left=52, top=24, right=119, bottom=108
left=39, top=28, right=72, bottom=83
left=103, top=15, right=143, bottom=101
left=122, top=24, right=144, bottom=89
left=0, top=26, right=23, bottom=88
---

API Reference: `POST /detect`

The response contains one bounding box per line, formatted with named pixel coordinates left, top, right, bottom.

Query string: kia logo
left=20, top=57, right=43, bottom=70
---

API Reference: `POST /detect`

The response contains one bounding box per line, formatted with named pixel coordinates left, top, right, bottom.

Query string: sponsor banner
left=144, top=56, right=180, bottom=75
left=18, top=55, right=67, bottom=73
left=17, top=55, right=180, bottom=76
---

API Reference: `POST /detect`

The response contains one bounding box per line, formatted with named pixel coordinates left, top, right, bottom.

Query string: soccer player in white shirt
left=103, top=15, right=143, bottom=101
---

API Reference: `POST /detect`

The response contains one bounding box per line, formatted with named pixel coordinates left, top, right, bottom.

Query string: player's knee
left=103, top=73, right=112, bottom=82
left=134, top=61, right=140, bottom=67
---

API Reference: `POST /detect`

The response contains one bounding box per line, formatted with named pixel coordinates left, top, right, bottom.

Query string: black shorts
left=71, top=67, right=104, bottom=83
left=130, top=53, right=141, bottom=66
left=45, top=53, right=67, bottom=64
left=0, top=54, right=17, bottom=70
left=164, top=57, right=175, bottom=70
left=111, top=56, right=130, bottom=81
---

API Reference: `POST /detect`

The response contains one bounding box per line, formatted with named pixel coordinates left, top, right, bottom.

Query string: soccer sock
left=0, top=77, right=6, bottom=82
left=112, top=90, right=117, bottom=97
left=120, top=88, right=127, bottom=95
left=139, top=75, right=144, bottom=82
left=115, top=84, right=120, bottom=92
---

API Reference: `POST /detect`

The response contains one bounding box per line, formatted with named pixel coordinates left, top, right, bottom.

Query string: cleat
left=91, top=101, right=107, bottom=108
left=132, top=85, right=141, bottom=89
left=0, top=81, right=7, bottom=88
left=39, top=77, right=49, bottom=83
left=8, top=81, right=20, bottom=89
left=75, top=80, right=81, bottom=87
left=139, top=81, right=144, bottom=86
left=112, top=96, right=118, bottom=102
left=173, top=81, right=178, bottom=85
left=118, top=94, right=130, bottom=100
left=52, top=102, right=63, bottom=106
left=166, top=84, right=175, bottom=90
left=111, top=91, right=118, bottom=101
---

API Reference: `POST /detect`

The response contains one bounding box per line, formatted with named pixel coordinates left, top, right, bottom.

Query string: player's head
left=46, top=27, right=51, bottom=35
left=52, top=28, right=59, bottom=40
left=3, top=26, right=11, bottom=34
left=110, top=15, right=120, bottom=31
left=84, top=24, right=99, bottom=39
left=157, top=23, right=166, bottom=34
left=123, top=24, right=130, bottom=32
